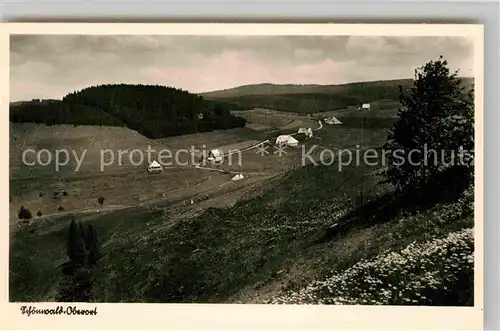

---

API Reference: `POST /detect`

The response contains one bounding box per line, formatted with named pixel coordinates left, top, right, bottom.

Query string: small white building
left=231, top=173, right=245, bottom=181
left=275, top=135, right=299, bottom=147
left=324, top=116, right=342, bottom=125
left=360, top=103, right=371, bottom=111
left=147, top=160, right=163, bottom=173
left=207, top=149, right=223, bottom=163
left=297, top=128, right=313, bottom=138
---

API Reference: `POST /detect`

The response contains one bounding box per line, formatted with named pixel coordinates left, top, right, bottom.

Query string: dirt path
left=10, top=204, right=133, bottom=229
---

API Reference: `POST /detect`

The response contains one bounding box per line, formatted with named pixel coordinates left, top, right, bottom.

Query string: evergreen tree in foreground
left=66, top=219, right=87, bottom=268
left=58, top=219, right=101, bottom=302
left=83, top=223, right=101, bottom=266
left=383, top=56, right=474, bottom=198
left=66, top=219, right=102, bottom=269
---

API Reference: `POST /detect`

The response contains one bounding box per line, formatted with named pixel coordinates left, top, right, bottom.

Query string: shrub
left=58, top=205, right=65, bottom=212
left=18, top=206, right=32, bottom=220
left=97, top=197, right=105, bottom=207
left=36, top=210, right=42, bottom=217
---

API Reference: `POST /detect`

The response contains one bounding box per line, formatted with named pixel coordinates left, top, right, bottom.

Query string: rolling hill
left=200, top=78, right=474, bottom=114
left=200, top=79, right=415, bottom=98
left=10, top=84, right=247, bottom=139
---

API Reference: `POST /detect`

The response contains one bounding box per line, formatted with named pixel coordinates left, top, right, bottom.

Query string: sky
left=10, top=35, right=474, bottom=102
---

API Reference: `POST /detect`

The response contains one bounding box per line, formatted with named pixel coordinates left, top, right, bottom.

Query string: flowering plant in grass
left=266, top=227, right=474, bottom=305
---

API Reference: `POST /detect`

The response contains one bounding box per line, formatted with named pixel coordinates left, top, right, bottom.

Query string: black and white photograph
left=3, top=22, right=484, bottom=329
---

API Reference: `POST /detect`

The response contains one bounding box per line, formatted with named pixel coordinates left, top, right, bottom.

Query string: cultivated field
left=9, top=109, right=322, bottom=226
left=232, top=108, right=318, bottom=133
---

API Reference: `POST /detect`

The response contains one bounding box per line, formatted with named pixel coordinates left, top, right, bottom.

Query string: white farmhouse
left=147, top=160, right=163, bottom=173
left=297, top=127, right=313, bottom=138
left=207, top=149, right=223, bottom=163
left=275, top=135, right=299, bottom=147
left=298, top=128, right=307, bottom=134
left=324, top=116, right=342, bottom=125
left=361, top=103, right=371, bottom=111
left=231, top=173, right=245, bottom=181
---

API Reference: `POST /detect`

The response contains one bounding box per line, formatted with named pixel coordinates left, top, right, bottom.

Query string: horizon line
left=9, top=75, right=475, bottom=104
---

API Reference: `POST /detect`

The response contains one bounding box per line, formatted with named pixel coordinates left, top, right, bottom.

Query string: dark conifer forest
left=10, top=84, right=247, bottom=139
left=200, top=78, right=474, bottom=114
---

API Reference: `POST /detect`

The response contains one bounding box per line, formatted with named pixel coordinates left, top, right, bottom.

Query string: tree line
left=204, top=78, right=472, bottom=114
left=204, top=80, right=415, bottom=113
left=10, top=84, right=247, bottom=139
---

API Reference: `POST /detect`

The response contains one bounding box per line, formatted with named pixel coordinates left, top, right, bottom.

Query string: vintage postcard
left=0, top=23, right=484, bottom=330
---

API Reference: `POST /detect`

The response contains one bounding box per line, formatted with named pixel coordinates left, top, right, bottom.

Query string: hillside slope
left=10, top=84, right=247, bottom=139
left=201, top=78, right=474, bottom=113
left=201, top=79, right=415, bottom=98
left=10, top=150, right=474, bottom=305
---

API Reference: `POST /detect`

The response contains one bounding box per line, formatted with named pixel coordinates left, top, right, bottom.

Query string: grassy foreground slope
left=10, top=154, right=474, bottom=304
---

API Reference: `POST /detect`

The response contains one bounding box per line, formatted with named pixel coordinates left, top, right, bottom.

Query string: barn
left=324, top=116, right=342, bottom=125
left=361, top=103, right=371, bottom=110
left=297, top=127, right=313, bottom=137
left=275, top=135, right=299, bottom=147
left=207, top=149, right=223, bottom=163
left=147, top=160, right=163, bottom=173
left=231, top=173, right=245, bottom=181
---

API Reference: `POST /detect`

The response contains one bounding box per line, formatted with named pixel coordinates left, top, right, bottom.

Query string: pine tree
left=383, top=56, right=474, bottom=195
left=83, top=224, right=101, bottom=266
left=58, top=220, right=101, bottom=302
left=66, top=219, right=87, bottom=268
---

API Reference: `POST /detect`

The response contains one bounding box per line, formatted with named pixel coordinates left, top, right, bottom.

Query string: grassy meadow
left=10, top=77, right=475, bottom=305
left=10, top=122, right=474, bottom=304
